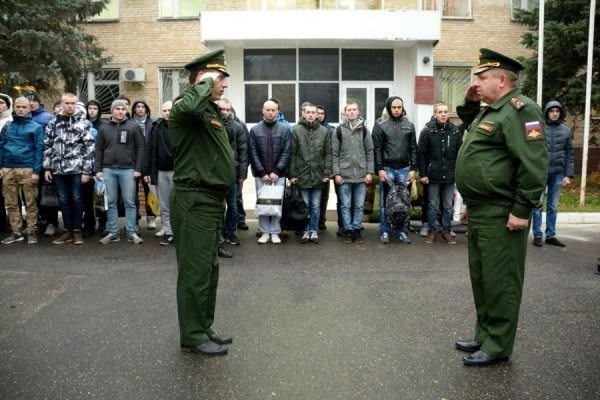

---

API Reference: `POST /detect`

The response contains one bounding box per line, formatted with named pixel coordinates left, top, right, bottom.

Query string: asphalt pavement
left=1, top=219, right=599, bottom=400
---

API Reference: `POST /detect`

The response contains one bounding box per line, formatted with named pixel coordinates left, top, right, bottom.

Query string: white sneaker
left=258, top=233, right=270, bottom=244
left=271, top=234, right=281, bottom=244
left=44, top=224, right=56, bottom=237
left=155, top=229, right=165, bottom=237
left=450, top=230, right=457, bottom=237
left=147, top=217, right=156, bottom=230
left=128, top=233, right=144, bottom=244
left=419, top=223, right=428, bottom=237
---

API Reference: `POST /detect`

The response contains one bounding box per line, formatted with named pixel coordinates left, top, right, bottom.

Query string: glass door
left=341, top=84, right=391, bottom=129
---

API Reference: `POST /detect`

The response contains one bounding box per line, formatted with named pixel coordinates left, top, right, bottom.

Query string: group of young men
left=0, top=91, right=177, bottom=246
left=0, top=84, right=573, bottom=254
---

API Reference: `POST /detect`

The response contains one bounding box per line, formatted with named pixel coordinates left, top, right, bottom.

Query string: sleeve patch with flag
left=524, top=121, right=543, bottom=141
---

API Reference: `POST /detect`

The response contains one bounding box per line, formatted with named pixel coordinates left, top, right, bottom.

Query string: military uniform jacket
left=169, top=80, right=234, bottom=192
left=455, top=88, right=548, bottom=219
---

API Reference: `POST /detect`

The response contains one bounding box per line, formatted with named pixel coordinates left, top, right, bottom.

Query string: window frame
left=422, top=0, right=472, bottom=19
left=159, top=0, right=206, bottom=19
left=77, top=69, right=121, bottom=116
left=88, top=0, right=119, bottom=21
left=511, top=0, right=539, bottom=21
left=433, top=65, right=472, bottom=116
left=159, top=68, right=191, bottom=106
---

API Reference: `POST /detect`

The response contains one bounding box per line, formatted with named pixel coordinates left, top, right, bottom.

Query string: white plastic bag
left=453, top=187, right=466, bottom=222
left=255, top=183, right=284, bottom=217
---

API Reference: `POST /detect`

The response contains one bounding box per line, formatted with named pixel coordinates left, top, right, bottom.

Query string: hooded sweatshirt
left=543, top=100, right=574, bottom=177
left=131, top=99, right=153, bottom=141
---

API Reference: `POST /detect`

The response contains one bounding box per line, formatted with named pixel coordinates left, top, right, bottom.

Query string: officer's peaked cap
left=474, top=48, right=523, bottom=75
left=184, top=49, right=229, bottom=76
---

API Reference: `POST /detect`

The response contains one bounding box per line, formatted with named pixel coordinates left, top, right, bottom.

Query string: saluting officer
left=454, top=49, right=548, bottom=366
left=169, top=49, right=235, bottom=356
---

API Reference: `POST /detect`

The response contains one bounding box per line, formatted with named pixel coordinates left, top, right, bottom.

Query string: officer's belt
left=174, top=186, right=227, bottom=195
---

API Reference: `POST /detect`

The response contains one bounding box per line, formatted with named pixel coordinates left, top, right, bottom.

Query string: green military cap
left=184, top=49, right=229, bottom=76
left=474, top=48, right=523, bottom=75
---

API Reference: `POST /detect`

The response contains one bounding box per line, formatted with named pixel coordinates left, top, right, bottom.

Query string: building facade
left=79, top=0, right=536, bottom=133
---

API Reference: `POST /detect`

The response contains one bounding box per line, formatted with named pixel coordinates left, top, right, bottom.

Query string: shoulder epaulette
left=510, top=97, right=525, bottom=111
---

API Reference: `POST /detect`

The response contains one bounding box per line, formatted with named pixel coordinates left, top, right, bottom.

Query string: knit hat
left=0, top=93, right=11, bottom=108
left=24, top=92, right=42, bottom=103
left=110, top=99, right=127, bottom=113
left=76, top=102, right=87, bottom=117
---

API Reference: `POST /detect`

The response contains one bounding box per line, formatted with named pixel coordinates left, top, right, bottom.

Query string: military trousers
left=171, top=189, right=226, bottom=346
left=466, top=204, right=529, bottom=358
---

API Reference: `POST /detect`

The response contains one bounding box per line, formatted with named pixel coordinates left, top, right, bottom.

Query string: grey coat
left=331, top=118, right=374, bottom=183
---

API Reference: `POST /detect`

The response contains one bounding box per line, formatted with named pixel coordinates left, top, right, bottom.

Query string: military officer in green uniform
left=169, top=49, right=235, bottom=356
left=454, top=49, right=548, bottom=366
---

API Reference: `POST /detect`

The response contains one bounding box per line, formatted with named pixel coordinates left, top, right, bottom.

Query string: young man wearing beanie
left=95, top=99, right=145, bottom=245
left=0, top=93, right=13, bottom=232
left=372, top=96, right=418, bottom=244
left=0, top=94, right=12, bottom=131
left=454, top=48, right=548, bottom=366
left=24, top=91, right=60, bottom=236
left=169, top=49, right=234, bottom=356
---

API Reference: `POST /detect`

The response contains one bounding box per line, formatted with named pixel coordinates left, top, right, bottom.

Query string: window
left=299, top=49, right=339, bottom=81
left=159, top=69, right=191, bottom=105
left=342, top=49, right=393, bottom=81
left=160, top=0, right=205, bottom=18
left=244, top=49, right=296, bottom=81
left=77, top=69, right=121, bottom=115
left=434, top=66, right=471, bottom=115
left=423, top=0, right=471, bottom=19
left=337, top=0, right=382, bottom=10
left=511, top=0, right=539, bottom=20
left=247, top=0, right=297, bottom=10
left=299, top=83, right=339, bottom=123
left=89, top=0, right=119, bottom=20
left=244, top=83, right=296, bottom=124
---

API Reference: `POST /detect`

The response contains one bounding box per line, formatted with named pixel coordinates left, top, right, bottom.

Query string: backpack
left=384, top=181, right=411, bottom=226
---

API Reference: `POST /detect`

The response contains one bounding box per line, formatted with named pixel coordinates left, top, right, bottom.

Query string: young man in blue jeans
left=95, top=100, right=145, bottom=245
left=332, top=101, right=374, bottom=244
left=417, top=102, right=462, bottom=245
left=532, top=100, right=574, bottom=247
left=372, top=96, right=417, bottom=244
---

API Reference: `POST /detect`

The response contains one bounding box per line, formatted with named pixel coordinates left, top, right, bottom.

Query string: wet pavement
left=1, top=221, right=599, bottom=399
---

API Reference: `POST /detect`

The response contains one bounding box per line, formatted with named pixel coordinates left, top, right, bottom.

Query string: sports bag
left=281, top=185, right=309, bottom=231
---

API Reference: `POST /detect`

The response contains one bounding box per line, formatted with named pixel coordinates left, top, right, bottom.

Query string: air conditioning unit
left=122, top=68, right=145, bottom=83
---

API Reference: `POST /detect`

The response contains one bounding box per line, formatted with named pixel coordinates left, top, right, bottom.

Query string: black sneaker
left=354, top=229, right=364, bottom=243
left=237, top=221, right=249, bottom=230
left=533, top=237, right=543, bottom=247
left=160, top=234, right=174, bottom=246
left=545, top=237, right=565, bottom=247
left=343, top=230, right=353, bottom=244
